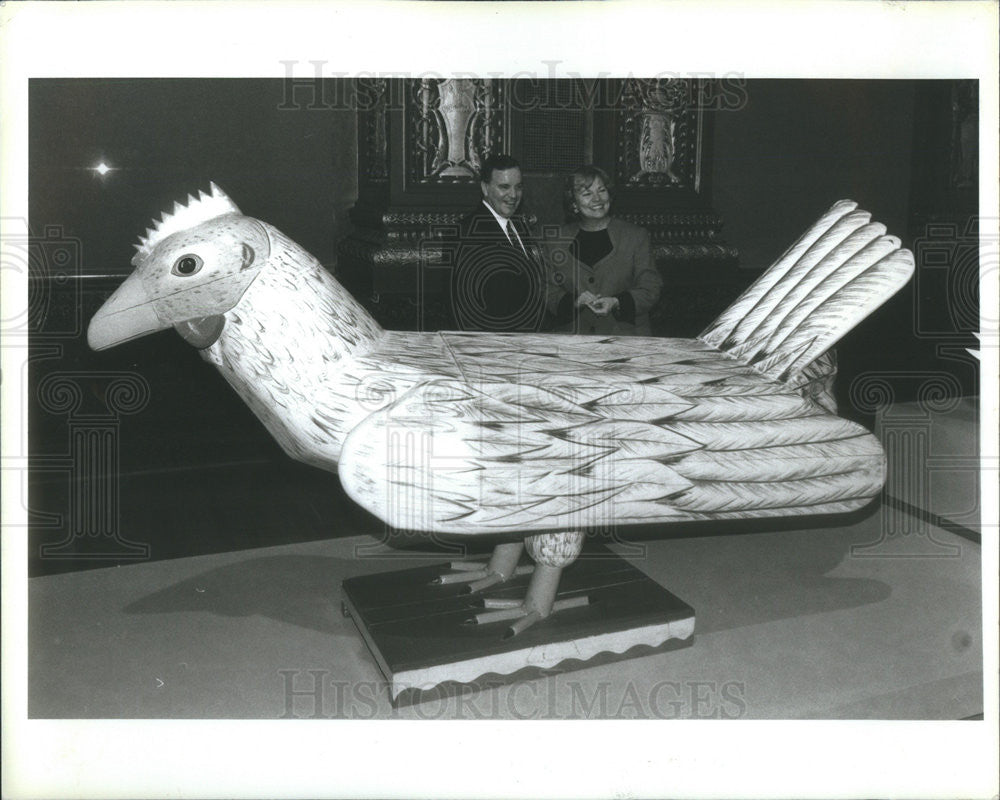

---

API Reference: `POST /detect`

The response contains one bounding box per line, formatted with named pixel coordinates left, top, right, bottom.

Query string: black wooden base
left=341, top=545, right=695, bottom=706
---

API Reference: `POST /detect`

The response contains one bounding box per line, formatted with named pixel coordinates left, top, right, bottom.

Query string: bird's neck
left=200, top=225, right=385, bottom=468
left=214, top=226, right=382, bottom=363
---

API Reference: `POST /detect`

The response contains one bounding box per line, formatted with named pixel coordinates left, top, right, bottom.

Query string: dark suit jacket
left=447, top=205, right=547, bottom=332
left=543, top=217, right=662, bottom=336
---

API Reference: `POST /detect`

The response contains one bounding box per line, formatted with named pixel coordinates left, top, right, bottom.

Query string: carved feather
left=338, top=369, right=882, bottom=534
left=663, top=416, right=867, bottom=451
left=699, top=200, right=915, bottom=384
left=672, top=435, right=883, bottom=482
left=699, top=199, right=858, bottom=347
left=761, top=248, right=916, bottom=381
left=755, top=235, right=901, bottom=359
left=667, top=392, right=819, bottom=422
left=670, top=466, right=884, bottom=513
left=553, top=419, right=702, bottom=458
left=727, top=222, right=889, bottom=362
left=722, top=209, right=874, bottom=351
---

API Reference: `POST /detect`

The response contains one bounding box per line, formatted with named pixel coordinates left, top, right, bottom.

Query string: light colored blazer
left=544, top=217, right=663, bottom=336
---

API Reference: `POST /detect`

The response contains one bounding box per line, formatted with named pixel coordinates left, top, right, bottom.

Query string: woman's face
left=573, top=176, right=610, bottom=221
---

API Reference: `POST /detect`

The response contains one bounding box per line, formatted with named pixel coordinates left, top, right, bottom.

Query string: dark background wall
left=29, top=79, right=925, bottom=279
left=712, top=80, right=916, bottom=271
left=29, top=79, right=358, bottom=275
left=708, top=79, right=974, bottom=409
left=27, top=78, right=978, bottom=576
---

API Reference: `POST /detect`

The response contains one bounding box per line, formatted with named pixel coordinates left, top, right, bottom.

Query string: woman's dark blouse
left=575, top=228, right=613, bottom=267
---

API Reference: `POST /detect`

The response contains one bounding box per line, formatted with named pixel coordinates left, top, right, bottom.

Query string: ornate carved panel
left=406, top=79, right=506, bottom=186
left=949, top=80, right=977, bottom=191
left=615, top=79, right=702, bottom=191
left=357, top=78, right=389, bottom=185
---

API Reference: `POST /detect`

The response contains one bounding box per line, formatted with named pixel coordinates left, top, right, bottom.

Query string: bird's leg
left=432, top=541, right=533, bottom=589
left=471, top=531, right=589, bottom=637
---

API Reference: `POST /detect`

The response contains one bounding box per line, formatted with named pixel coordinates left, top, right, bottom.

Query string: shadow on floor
left=122, top=518, right=894, bottom=640
left=655, top=530, right=893, bottom=635
left=124, top=555, right=365, bottom=635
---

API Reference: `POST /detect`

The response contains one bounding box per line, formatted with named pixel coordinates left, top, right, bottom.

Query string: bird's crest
left=133, top=182, right=241, bottom=260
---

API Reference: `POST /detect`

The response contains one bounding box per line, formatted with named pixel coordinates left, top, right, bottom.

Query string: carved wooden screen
left=341, top=75, right=737, bottom=336
left=404, top=79, right=507, bottom=186
left=613, top=78, right=703, bottom=192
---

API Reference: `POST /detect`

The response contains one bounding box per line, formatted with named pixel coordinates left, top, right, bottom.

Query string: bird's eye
left=172, top=254, right=203, bottom=277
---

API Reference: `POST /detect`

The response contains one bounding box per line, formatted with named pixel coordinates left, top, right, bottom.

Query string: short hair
left=564, top=165, right=613, bottom=219
left=480, top=154, right=521, bottom=184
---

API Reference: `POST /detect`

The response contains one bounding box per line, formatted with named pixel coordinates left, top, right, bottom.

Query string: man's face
left=481, top=167, right=523, bottom=219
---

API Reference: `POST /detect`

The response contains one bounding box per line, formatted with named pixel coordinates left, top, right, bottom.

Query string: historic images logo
left=278, top=670, right=748, bottom=720
left=847, top=215, right=993, bottom=557
left=3, top=219, right=152, bottom=563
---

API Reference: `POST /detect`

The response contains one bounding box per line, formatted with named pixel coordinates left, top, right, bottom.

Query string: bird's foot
left=465, top=560, right=589, bottom=638
left=434, top=563, right=534, bottom=590
left=470, top=594, right=590, bottom=638
left=431, top=541, right=532, bottom=591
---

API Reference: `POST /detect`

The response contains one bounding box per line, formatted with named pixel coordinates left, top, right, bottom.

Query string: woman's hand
left=588, top=296, right=620, bottom=316
left=576, top=291, right=619, bottom=316
left=576, top=290, right=599, bottom=308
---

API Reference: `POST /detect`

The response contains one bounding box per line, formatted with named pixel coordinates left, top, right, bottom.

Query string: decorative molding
left=618, top=211, right=727, bottom=246
left=338, top=236, right=448, bottom=267
left=389, top=617, right=695, bottom=700
left=349, top=208, right=466, bottom=228
left=619, top=211, right=724, bottom=229
left=653, top=243, right=739, bottom=263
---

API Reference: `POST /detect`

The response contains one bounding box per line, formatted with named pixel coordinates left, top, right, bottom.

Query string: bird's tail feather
left=699, top=200, right=914, bottom=383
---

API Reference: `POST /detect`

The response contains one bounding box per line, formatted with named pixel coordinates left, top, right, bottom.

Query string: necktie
left=506, top=219, right=527, bottom=257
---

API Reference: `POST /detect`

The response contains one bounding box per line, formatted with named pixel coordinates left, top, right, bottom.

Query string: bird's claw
left=430, top=542, right=529, bottom=589
left=431, top=563, right=533, bottom=588
left=466, top=565, right=533, bottom=592
left=431, top=562, right=489, bottom=586
left=466, top=595, right=590, bottom=637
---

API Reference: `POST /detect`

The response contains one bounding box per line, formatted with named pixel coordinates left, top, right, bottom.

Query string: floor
left=28, top=504, right=982, bottom=719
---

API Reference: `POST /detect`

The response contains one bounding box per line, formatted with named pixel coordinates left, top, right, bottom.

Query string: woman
left=545, top=165, right=663, bottom=336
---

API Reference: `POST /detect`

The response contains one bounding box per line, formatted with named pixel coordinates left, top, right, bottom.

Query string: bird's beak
left=87, top=272, right=165, bottom=351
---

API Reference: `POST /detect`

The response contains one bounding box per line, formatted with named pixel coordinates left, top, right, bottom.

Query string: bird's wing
left=338, top=375, right=703, bottom=535
left=339, top=333, right=885, bottom=536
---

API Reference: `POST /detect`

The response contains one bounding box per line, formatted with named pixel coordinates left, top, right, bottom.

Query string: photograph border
left=2, top=2, right=998, bottom=798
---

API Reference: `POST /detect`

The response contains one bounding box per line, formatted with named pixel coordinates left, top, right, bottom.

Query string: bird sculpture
left=89, top=184, right=914, bottom=638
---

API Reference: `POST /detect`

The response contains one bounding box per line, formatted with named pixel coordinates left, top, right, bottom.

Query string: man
left=448, top=154, right=547, bottom=332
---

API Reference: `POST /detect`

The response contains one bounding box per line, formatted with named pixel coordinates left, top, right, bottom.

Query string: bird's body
left=89, top=185, right=914, bottom=634
left=338, top=331, right=880, bottom=534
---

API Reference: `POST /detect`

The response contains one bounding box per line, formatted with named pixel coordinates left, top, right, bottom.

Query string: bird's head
left=88, top=183, right=271, bottom=351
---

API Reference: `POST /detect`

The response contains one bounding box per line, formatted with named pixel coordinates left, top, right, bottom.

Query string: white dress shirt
left=482, top=200, right=527, bottom=256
